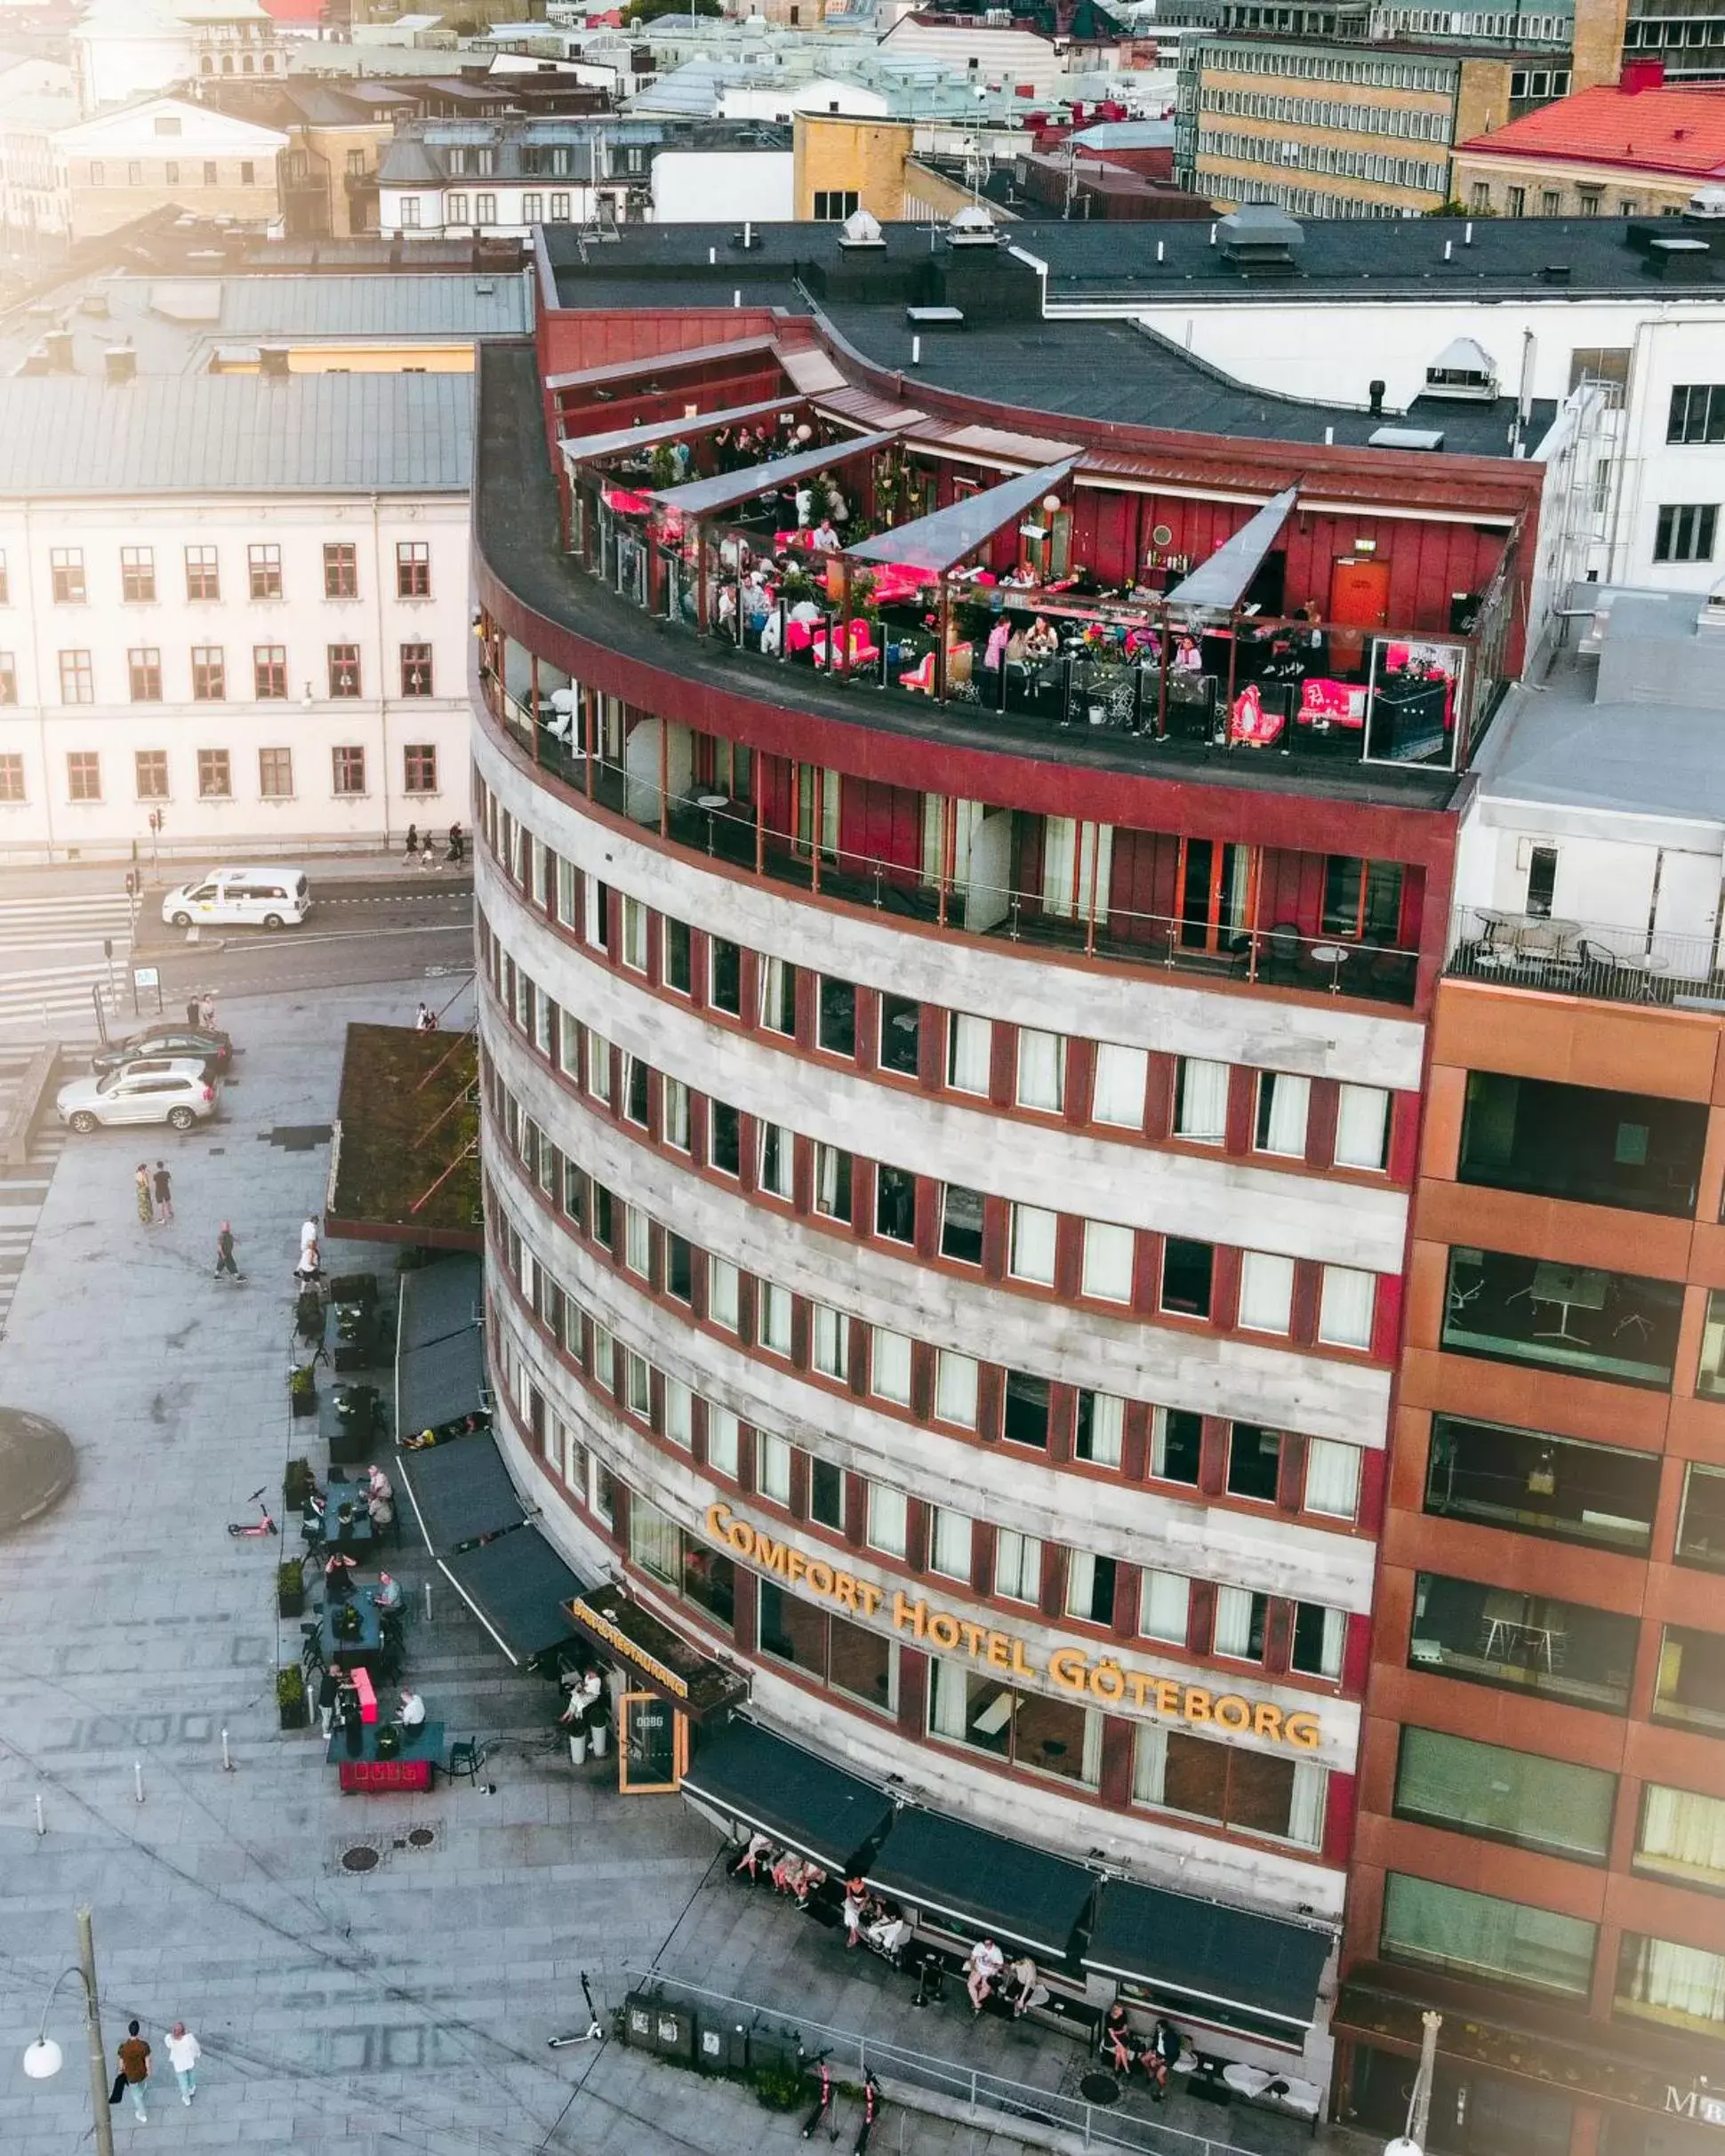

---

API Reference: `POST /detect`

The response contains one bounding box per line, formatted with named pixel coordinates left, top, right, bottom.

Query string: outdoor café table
left=321, top=1498, right=378, bottom=1557
left=1310, top=942, right=1352, bottom=992
left=318, top=1592, right=384, bottom=1671
left=327, top=1719, right=444, bottom=1795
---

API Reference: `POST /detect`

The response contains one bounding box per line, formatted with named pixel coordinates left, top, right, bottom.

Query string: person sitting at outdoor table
left=373, top=1571, right=403, bottom=1615
left=809, top=517, right=840, bottom=554
left=731, top=1830, right=776, bottom=1880
left=865, top=1906, right=911, bottom=1958
left=964, top=1936, right=1004, bottom=2014
left=397, top=1687, right=426, bottom=1728
left=1005, top=624, right=1029, bottom=667
left=842, top=1878, right=869, bottom=1944
left=1002, top=1955, right=1040, bottom=2018
left=1022, top=616, right=1058, bottom=661
left=983, top=616, right=1011, bottom=674
left=793, top=484, right=814, bottom=528
left=366, top=1464, right=393, bottom=1503
left=1174, top=634, right=1204, bottom=673
left=999, top=561, right=1038, bottom=588
left=770, top=1848, right=808, bottom=1897
left=324, top=1549, right=357, bottom=1591
left=1102, top=2004, right=1140, bottom=2073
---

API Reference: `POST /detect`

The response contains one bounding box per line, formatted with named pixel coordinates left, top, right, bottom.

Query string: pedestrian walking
left=116, top=2020, right=150, bottom=2122
left=300, top=1214, right=318, bottom=1262
left=151, top=1161, right=172, bottom=1225
left=198, top=992, right=216, bottom=1031
left=446, top=822, right=464, bottom=864
left=135, top=1162, right=152, bottom=1228
left=165, top=2023, right=199, bottom=2106
left=295, top=1237, right=321, bottom=1287
left=405, top=822, right=420, bottom=860
left=414, top=1002, right=437, bottom=1032
left=213, top=1222, right=242, bottom=1280
left=185, top=995, right=200, bottom=1028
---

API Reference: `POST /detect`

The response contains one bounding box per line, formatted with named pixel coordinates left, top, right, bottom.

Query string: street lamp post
left=1383, top=2010, right=1443, bottom=2156
left=20, top=1907, right=115, bottom=2156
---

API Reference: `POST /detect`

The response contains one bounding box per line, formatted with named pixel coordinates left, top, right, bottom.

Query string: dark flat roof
left=398, top=1254, right=484, bottom=1352
left=397, top=1431, right=526, bottom=1553
left=864, top=1807, right=1096, bottom=1960
left=441, top=1527, right=584, bottom=1665
left=682, top=1719, right=895, bottom=1872
left=1084, top=1879, right=1332, bottom=2032
left=477, top=340, right=1460, bottom=814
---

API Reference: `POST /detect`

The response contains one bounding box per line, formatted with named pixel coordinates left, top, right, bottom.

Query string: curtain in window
left=1176, top=1057, right=1230, bottom=1140
left=759, top=1283, right=792, bottom=1354
left=816, top=1143, right=847, bottom=1214
left=1081, top=1392, right=1125, bottom=1466
left=1260, top=1072, right=1311, bottom=1155
left=1320, top=1265, right=1376, bottom=1348
left=935, top=1351, right=978, bottom=1425
left=1287, top=1761, right=1327, bottom=1849
left=1082, top=1220, right=1135, bottom=1302
left=1132, top=1722, right=1168, bottom=1805
left=872, top=1327, right=912, bottom=1404
left=1336, top=1083, right=1391, bottom=1170
left=663, top=1379, right=693, bottom=1449
left=928, top=1656, right=969, bottom=1738
left=709, top=1259, right=739, bottom=1330
left=1238, top=1251, right=1295, bottom=1333
left=630, top=1497, right=681, bottom=1585
left=1017, top=1028, right=1065, bottom=1110
left=1042, top=816, right=1114, bottom=920
left=869, top=1484, right=908, bottom=1556
left=758, top=955, right=795, bottom=1033
left=760, top=1123, right=794, bottom=1198
left=758, top=1434, right=791, bottom=1502
left=814, top=1305, right=848, bottom=1378
left=948, top=1012, right=992, bottom=1093
left=663, top=1078, right=690, bottom=1150
left=1141, top=1567, right=1191, bottom=1642
left=1381, top=1874, right=1596, bottom=1996
left=996, top=1528, right=1040, bottom=1600
left=1312, top=1605, right=1346, bottom=1679
left=932, top=1509, right=971, bottom=1577
left=1641, top=1786, right=1725, bottom=1879
left=1214, top=1586, right=1257, bottom=1657
left=1010, top=1204, right=1058, bottom=1285
left=1305, top=1439, right=1362, bottom=1519
left=1081, top=1707, right=1104, bottom=1788
left=706, top=1406, right=739, bottom=1477
left=1066, top=1551, right=1102, bottom=1620
left=1092, top=1042, right=1148, bottom=1126
left=921, top=796, right=984, bottom=891
left=1620, top=1936, right=1725, bottom=2028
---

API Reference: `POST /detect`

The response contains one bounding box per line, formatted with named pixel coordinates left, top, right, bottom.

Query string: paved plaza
left=0, top=977, right=1352, bottom=2156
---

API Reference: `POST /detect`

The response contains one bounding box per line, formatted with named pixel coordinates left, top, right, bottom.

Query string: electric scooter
left=852, top=2071, right=881, bottom=2155
left=226, top=1489, right=278, bottom=1537
left=800, top=2052, right=833, bottom=2140
left=548, top=1972, right=604, bottom=2049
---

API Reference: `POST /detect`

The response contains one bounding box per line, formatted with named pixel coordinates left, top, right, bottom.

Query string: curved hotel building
left=469, top=214, right=1555, bottom=2089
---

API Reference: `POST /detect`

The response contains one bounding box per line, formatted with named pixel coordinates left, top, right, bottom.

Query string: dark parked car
left=91, top=1026, right=232, bottom=1078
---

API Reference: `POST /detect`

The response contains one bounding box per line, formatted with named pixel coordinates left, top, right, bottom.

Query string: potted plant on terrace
left=276, top=1664, right=309, bottom=1732
left=284, top=1456, right=315, bottom=1511
left=288, top=1364, right=317, bottom=1417
left=277, top=1560, right=305, bottom=1619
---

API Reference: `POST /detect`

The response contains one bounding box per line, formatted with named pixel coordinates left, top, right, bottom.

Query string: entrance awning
left=681, top=1719, right=895, bottom=1873
left=396, top=1255, right=486, bottom=1435
left=567, top=1585, right=749, bottom=1725
left=545, top=333, right=780, bottom=397
left=1083, top=1879, right=1332, bottom=2038
left=646, top=428, right=900, bottom=518
left=1163, top=484, right=1299, bottom=611
left=863, top=1808, right=1095, bottom=1961
left=558, top=394, right=801, bottom=469
left=440, top=1526, right=585, bottom=1667
left=397, top=1431, right=526, bottom=1554
left=846, top=457, right=1076, bottom=578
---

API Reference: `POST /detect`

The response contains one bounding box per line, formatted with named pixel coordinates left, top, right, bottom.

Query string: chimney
left=259, top=344, right=290, bottom=377
left=44, top=328, right=74, bottom=372
left=103, top=343, right=135, bottom=384
left=1621, top=58, right=1665, bottom=93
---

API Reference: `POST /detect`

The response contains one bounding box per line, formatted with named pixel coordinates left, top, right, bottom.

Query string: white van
left=161, top=867, right=310, bottom=930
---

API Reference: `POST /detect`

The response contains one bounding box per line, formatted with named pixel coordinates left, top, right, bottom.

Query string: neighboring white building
left=0, top=373, right=472, bottom=865
left=51, top=94, right=289, bottom=244
left=0, top=61, right=76, bottom=255
left=649, top=145, right=794, bottom=220
left=72, top=0, right=283, bottom=116
left=878, top=12, right=1063, bottom=99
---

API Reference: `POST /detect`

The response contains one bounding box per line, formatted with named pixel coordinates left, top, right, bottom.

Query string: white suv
left=56, top=1058, right=219, bottom=1134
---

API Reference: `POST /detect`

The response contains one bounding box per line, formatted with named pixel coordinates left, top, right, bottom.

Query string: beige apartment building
left=53, top=94, right=285, bottom=244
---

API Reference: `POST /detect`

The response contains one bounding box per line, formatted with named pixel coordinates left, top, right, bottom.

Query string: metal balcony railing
left=1448, top=905, right=1725, bottom=1006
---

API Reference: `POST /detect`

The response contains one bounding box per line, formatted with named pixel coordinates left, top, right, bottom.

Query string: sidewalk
left=0, top=844, right=471, bottom=901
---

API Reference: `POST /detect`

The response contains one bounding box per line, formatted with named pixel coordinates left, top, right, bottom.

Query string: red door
left=1328, top=557, right=1392, bottom=672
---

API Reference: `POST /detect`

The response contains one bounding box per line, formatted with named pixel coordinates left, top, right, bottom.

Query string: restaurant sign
left=705, top=1501, right=1321, bottom=1749
left=1665, top=2088, right=1725, bottom=2127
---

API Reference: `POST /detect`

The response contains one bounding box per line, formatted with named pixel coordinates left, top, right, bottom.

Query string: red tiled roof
left=1460, top=82, right=1725, bottom=176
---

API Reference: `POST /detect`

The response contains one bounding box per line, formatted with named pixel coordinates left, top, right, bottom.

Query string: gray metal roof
left=0, top=373, right=473, bottom=496
left=214, top=273, right=530, bottom=338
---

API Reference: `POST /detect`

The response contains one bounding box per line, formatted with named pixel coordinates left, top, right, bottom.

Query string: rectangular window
left=1065, top=1550, right=1118, bottom=1625
left=758, top=956, right=797, bottom=1035
left=1667, top=383, right=1725, bottom=445
left=757, top=1281, right=792, bottom=1357
left=1255, top=1071, right=1310, bottom=1157
left=1009, top=1203, right=1057, bottom=1286
left=184, top=544, right=219, bottom=601
left=0, top=655, right=13, bottom=706
left=1410, top=1571, right=1639, bottom=1714
left=476, top=191, right=497, bottom=224
left=323, top=541, right=357, bottom=599
left=709, top=936, right=742, bottom=1016
left=253, top=645, right=286, bottom=700
left=874, top=1164, right=915, bottom=1244
left=757, top=1432, right=792, bottom=1505
left=120, top=546, right=155, bottom=603
left=663, top=918, right=691, bottom=995
left=404, top=744, right=437, bottom=794
left=1305, top=1437, right=1362, bottom=1520
left=664, top=1233, right=693, bottom=1303
left=1227, top=1423, right=1281, bottom=1503
left=133, top=749, right=167, bottom=800
left=332, top=745, right=365, bottom=796
left=1015, top=1029, right=1065, bottom=1112
left=1238, top=1251, right=1295, bottom=1334
left=812, top=1304, right=848, bottom=1380
left=1135, top=1725, right=1322, bottom=1847
left=127, top=648, right=161, bottom=701
left=399, top=643, right=433, bottom=697
left=758, top=1122, right=794, bottom=1200
left=934, top=1351, right=978, bottom=1428
left=817, top=977, right=855, bottom=1058
left=871, top=1326, right=912, bottom=1406
left=879, top=995, right=919, bottom=1075
left=1140, top=1567, right=1190, bottom=1643
left=258, top=747, right=293, bottom=798
left=1080, top=1220, right=1135, bottom=1303
left=1151, top=1407, right=1203, bottom=1484
left=1291, top=1599, right=1345, bottom=1679
left=1002, top=1370, right=1048, bottom=1450
left=623, top=1206, right=650, bottom=1277
left=1655, top=503, right=1718, bottom=564
left=1319, top=1264, right=1376, bottom=1349
left=397, top=540, right=431, bottom=597
left=51, top=548, right=85, bottom=604
left=0, top=550, right=8, bottom=603
left=523, top=191, right=543, bottom=221
left=66, top=750, right=100, bottom=799
left=662, top=1078, right=691, bottom=1152
left=867, top=1484, right=908, bottom=1557
left=1175, top=1057, right=1229, bottom=1142
left=814, top=1143, right=851, bottom=1222
left=0, top=752, right=20, bottom=799
left=446, top=190, right=469, bottom=224
left=1074, top=1390, right=1124, bottom=1468
left=1427, top=1416, right=1658, bottom=1554
left=197, top=749, right=231, bottom=799
left=1214, top=1585, right=1268, bottom=1661
left=1634, top=1782, right=1725, bottom=1889
left=327, top=644, right=361, bottom=698
left=1322, top=857, right=1403, bottom=942
left=1654, top=1623, right=1725, bottom=1735
left=1336, top=1084, right=1392, bottom=1170
left=1677, top=1462, right=1725, bottom=1571
left=708, top=1257, right=740, bottom=1333
left=1381, top=1873, right=1596, bottom=1999
left=1616, top=1935, right=1725, bottom=2037
left=248, top=541, right=281, bottom=598
left=190, top=645, right=224, bottom=701
left=1395, top=1727, right=1616, bottom=1863
left=1092, top=1042, right=1148, bottom=1127
left=947, top=1013, right=991, bottom=1094
left=619, top=894, right=648, bottom=972
left=930, top=1507, right=971, bottom=1580
left=1443, top=1246, right=1681, bottom=1390
left=994, top=1528, right=1041, bottom=1602
left=60, top=651, right=93, bottom=704
left=1458, top=1072, right=1706, bottom=1218
left=1160, top=1238, right=1213, bottom=1318
left=709, top=1102, right=741, bottom=1176
left=809, top=1458, right=845, bottom=1529
left=940, top=1184, right=984, bottom=1265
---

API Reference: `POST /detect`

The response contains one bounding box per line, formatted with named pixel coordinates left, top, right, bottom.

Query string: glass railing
left=1448, top=904, right=1724, bottom=1005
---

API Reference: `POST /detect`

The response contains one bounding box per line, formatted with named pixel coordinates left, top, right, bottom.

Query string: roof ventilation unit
left=1686, top=183, right=1725, bottom=219
left=1369, top=424, right=1445, bottom=451
left=103, top=343, right=136, bottom=384
left=1216, top=202, right=1304, bottom=278
left=1422, top=337, right=1499, bottom=403
left=44, top=328, right=74, bottom=373
left=945, top=204, right=999, bottom=249
left=259, top=344, right=291, bottom=378
left=838, top=206, right=886, bottom=250
left=1697, top=575, right=1725, bottom=634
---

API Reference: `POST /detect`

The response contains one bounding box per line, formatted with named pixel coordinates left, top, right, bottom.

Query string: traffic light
left=148, top=809, right=164, bottom=834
